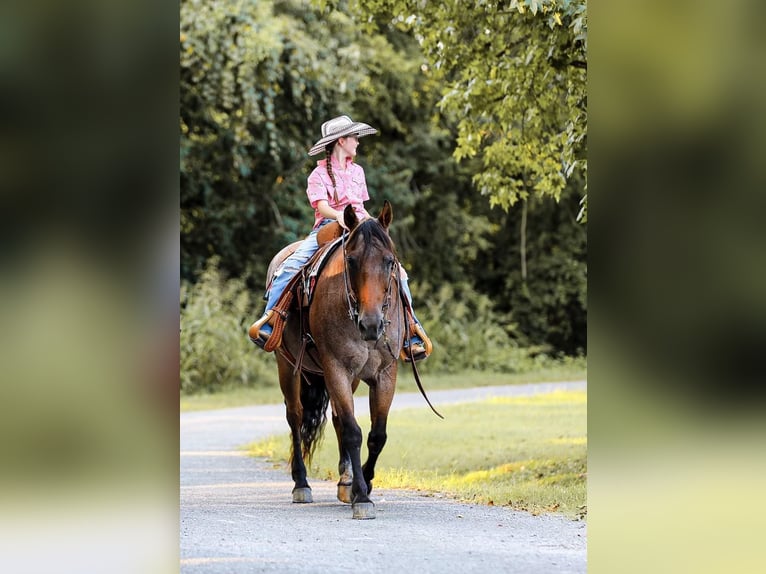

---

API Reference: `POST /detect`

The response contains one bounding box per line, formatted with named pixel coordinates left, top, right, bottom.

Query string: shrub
left=180, top=258, right=276, bottom=394
left=180, top=262, right=578, bottom=394
left=410, top=281, right=552, bottom=374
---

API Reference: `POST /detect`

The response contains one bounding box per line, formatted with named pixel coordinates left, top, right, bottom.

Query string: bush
left=180, top=258, right=276, bottom=394
left=180, top=262, right=578, bottom=395
left=410, top=281, right=557, bottom=374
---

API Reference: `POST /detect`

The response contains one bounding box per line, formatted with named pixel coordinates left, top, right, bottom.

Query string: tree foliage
left=476, top=178, right=587, bottom=354
left=181, top=0, right=370, bottom=281
left=180, top=0, right=490, bottom=282
left=180, top=0, right=587, bottom=369
left=319, top=0, right=587, bottom=212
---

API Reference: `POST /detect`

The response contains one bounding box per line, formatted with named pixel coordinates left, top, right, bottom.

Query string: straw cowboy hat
left=308, top=115, right=378, bottom=156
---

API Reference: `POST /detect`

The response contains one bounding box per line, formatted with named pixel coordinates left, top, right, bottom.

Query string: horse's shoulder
left=309, top=237, right=344, bottom=278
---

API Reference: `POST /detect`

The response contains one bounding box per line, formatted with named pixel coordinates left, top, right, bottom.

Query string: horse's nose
left=358, top=312, right=384, bottom=341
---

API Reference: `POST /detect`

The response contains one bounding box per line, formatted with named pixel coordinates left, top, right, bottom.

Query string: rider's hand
left=336, top=213, right=349, bottom=230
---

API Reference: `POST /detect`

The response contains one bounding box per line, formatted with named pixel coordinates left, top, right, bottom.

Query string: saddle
left=259, top=223, right=344, bottom=353
left=255, top=218, right=440, bottom=416
left=260, top=221, right=431, bottom=364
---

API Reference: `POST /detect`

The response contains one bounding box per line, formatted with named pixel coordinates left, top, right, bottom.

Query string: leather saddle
left=257, top=223, right=344, bottom=353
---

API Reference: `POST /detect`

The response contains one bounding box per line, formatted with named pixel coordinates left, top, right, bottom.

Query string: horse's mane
left=350, top=218, right=396, bottom=256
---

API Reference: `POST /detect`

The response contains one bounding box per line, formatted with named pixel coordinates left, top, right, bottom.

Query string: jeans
left=264, top=221, right=327, bottom=311
left=399, top=267, right=421, bottom=325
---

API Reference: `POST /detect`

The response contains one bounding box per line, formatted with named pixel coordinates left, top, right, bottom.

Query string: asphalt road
left=180, top=381, right=587, bottom=573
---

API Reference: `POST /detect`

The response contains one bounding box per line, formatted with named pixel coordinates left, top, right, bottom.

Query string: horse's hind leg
left=277, top=356, right=312, bottom=503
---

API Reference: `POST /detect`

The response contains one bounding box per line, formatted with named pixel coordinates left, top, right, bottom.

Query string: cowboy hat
left=308, top=115, right=378, bottom=156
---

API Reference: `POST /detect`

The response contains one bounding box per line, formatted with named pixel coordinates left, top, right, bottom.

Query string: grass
left=180, top=358, right=586, bottom=411
left=246, top=389, right=587, bottom=518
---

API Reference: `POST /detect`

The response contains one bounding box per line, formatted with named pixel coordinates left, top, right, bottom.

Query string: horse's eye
left=384, top=256, right=394, bottom=269
left=345, top=256, right=358, bottom=269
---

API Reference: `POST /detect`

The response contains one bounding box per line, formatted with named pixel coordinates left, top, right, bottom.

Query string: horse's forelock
left=351, top=219, right=394, bottom=254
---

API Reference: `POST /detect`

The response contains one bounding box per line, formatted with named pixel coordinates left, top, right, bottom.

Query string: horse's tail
left=298, top=372, right=329, bottom=464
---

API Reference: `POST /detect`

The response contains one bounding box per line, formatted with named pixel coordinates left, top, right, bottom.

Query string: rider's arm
left=316, top=200, right=348, bottom=229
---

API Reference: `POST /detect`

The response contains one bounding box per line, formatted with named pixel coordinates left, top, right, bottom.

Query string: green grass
left=247, top=389, right=587, bottom=518
left=180, top=358, right=586, bottom=412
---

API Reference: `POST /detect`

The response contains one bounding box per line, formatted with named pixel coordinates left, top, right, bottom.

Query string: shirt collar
left=319, top=156, right=354, bottom=169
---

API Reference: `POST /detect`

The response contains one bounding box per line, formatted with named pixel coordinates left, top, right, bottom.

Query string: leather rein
left=341, top=223, right=443, bottom=419
left=341, top=224, right=398, bottom=358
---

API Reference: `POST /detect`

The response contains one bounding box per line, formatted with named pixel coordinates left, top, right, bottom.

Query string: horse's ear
left=343, top=204, right=359, bottom=231
left=378, top=200, right=393, bottom=230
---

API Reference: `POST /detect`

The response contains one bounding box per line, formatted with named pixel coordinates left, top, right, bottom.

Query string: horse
left=266, top=200, right=406, bottom=519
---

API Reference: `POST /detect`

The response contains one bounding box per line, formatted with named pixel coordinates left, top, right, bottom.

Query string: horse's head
left=342, top=201, right=397, bottom=341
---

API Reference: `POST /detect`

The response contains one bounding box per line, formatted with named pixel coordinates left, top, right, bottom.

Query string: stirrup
left=400, top=323, right=432, bottom=363
left=248, top=310, right=274, bottom=349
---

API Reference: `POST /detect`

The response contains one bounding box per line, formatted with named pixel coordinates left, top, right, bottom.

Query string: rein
left=341, top=224, right=397, bottom=346
left=341, top=221, right=443, bottom=418
left=340, top=229, right=359, bottom=324
left=403, top=323, right=444, bottom=419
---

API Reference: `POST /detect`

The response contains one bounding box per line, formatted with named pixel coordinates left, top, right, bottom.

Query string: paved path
left=181, top=381, right=587, bottom=573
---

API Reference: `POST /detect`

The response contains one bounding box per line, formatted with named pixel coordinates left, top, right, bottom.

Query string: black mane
left=353, top=218, right=396, bottom=255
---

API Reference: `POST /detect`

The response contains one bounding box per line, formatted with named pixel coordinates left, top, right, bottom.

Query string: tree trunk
left=520, top=198, right=527, bottom=281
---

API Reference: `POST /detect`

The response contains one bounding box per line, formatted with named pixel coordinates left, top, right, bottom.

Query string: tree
left=180, top=0, right=494, bottom=284
left=475, top=177, right=587, bottom=355
left=315, top=0, right=588, bottom=355
left=181, top=0, right=371, bottom=281
left=180, top=0, right=587, bottom=359
left=318, top=0, right=587, bottom=214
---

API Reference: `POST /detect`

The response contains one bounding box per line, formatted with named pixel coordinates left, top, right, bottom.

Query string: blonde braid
left=325, top=142, right=338, bottom=203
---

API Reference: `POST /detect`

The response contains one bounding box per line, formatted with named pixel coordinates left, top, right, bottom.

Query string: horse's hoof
left=292, top=487, right=313, bottom=503
left=337, top=484, right=353, bottom=504
left=352, top=501, right=375, bottom=519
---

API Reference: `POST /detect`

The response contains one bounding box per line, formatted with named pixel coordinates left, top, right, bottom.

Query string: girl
left=249, top=115, right=430, bottom=361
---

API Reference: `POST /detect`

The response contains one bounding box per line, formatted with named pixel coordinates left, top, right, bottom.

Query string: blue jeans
left=264, top=221, right=328, bottom=311
left=399, top=268, right=421, bottom=325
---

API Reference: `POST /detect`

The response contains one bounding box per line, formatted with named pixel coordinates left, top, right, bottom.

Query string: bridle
left=341, top=228, right=359, bottom=324
left=341, top=222, right=399, bottom=356
left=312, top=217, right=443, bottom=418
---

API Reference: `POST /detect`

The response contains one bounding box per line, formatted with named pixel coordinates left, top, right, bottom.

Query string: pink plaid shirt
left=306, top=156, right=370, bottom=229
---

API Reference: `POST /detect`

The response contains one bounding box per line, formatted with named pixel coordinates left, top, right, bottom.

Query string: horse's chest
left=356, top=351, right=388, bottom=377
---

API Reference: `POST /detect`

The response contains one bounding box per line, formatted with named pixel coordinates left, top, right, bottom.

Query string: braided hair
left=324, top=142, right=338, bottom=202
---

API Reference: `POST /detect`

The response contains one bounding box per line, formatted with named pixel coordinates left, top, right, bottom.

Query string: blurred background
left=0, top=0, right=179, bottom=572
left=2, top=0, right=765, bottom=572
left=590, top=0, right=766, bottom=572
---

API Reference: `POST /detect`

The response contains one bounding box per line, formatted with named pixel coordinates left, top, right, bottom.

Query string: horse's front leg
left=332, top=411, right=353, bottom=504
left=326, top=379, right=374, bottom=518
left=362, top=367, right=396, bottom=495
left=333, top=378, right=361, bottom=504
left=277, top=356, right=312, bottom=503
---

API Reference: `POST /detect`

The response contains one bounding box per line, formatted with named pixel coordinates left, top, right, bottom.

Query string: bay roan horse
left=267, top=201, right=405, bottom=519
